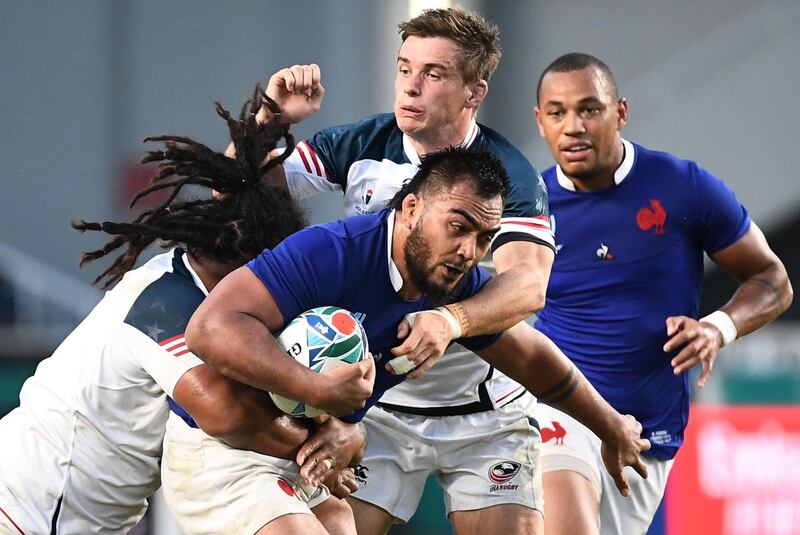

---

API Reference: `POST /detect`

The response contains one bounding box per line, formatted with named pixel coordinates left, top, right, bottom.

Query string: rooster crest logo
left=541, top=421, right=566, bottom=445
left=637, top=199, right=667, bottom=234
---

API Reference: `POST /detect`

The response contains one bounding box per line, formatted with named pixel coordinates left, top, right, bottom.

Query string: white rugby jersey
left=283, top=113, right=554, bottom=413
left=0, top=249, right=205, bottom=534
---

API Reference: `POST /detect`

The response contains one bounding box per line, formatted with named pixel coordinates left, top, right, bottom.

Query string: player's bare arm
left=467, top=239, right=555, bottom=329
left=173, top=364, right=311, bottom=457
left=665, top=222, right=792, bottom=387
left=172, top=365, right=367, bottom=488
left=478, top=322, right=651, bottom=496
left=186, top=266, right=375, bottom=416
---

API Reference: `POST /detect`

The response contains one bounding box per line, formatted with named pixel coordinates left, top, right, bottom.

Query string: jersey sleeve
left=282, top=140, right=342, bottom=199
left=247, top=226, right=347, bottom=324
left=691, top=163, right=751, bottom=254
left=450, top=265, right=503, bottom=351
left=283, top=120, right=370, bottom=199
left=122, top=277, right=207, bottom=397
left=118, top=325, right=204, bottom=397
left=492, top=162, right=556, bottom=253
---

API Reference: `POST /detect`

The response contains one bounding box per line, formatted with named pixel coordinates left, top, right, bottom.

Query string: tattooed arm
left=666, top=222, right=793, bottom=387
left=477, top=323, right=651, bottom=496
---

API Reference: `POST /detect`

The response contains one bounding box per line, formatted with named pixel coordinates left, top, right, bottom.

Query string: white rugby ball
left=269, top=306, right=369, bottom=417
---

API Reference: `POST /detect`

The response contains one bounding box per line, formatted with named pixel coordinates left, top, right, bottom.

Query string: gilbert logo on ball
left=270, top=306, right=369, bottom=417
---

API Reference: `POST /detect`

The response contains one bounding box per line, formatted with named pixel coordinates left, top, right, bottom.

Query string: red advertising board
left=666, top=405, right=800, bottom=535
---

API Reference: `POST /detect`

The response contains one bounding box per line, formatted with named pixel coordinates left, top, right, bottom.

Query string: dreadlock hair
left=72, top=84, right=306, bottom=289
left=388, top=146, right=509, bottom=211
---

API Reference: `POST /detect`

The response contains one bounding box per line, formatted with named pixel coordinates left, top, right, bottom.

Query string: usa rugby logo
left=488, top=461, right=521, bottom=484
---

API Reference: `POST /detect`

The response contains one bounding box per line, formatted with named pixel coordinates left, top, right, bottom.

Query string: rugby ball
left=269, top=306, right=369, bottom=417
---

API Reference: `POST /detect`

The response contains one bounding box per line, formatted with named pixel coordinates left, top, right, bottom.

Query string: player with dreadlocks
left=0, top=87, right=373, bottom=535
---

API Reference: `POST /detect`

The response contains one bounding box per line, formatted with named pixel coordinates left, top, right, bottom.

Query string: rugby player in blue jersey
left=181, top=145, right=651, bottom=535
left=532, top=53, right=793, bottom=535
left=233, top=9, right=566, bottom=532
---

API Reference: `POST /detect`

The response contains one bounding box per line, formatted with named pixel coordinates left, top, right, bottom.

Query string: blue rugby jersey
left=247, top=209, right=500, bottom=422
left=536, top=139, right=750, bottom=459
left=283, top=113, right=554, bottom=412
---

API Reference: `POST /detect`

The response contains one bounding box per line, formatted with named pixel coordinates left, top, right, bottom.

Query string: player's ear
left=533, top=106, right=545, bottom=138
left=616, top=97, right=628, bottom=130
left=465, top=80, right=488, bottom=109
left=401, top=193, right=421, bottom=227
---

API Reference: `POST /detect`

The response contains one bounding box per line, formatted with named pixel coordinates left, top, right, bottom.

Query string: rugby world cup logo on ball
left=270, top=306, right=369, bottom=417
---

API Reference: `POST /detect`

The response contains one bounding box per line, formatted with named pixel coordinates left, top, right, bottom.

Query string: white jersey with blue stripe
left=0, top=249, right=205, bottom=534
left=282, top=113, right=553, bottom=412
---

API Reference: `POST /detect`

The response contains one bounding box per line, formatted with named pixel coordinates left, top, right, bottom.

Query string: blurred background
left=1, top=1, right=798, bottom=533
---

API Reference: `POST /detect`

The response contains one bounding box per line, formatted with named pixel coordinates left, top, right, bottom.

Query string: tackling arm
left=172, top=364, right=367, bottom=487
left=463, top=240, right=554, bottom=334
left=478, top=323, right=651, bottom=496
left=391, top=240, right=553, bottom=379
left=185, top=266, right=374, bottom=416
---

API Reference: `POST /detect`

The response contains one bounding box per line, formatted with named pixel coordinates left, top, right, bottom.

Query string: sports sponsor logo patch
left=596, top=243, right=614, bottom=260
left=354, top=464, right=370, bottom=485
left=488, top=461, right=521, bottom=492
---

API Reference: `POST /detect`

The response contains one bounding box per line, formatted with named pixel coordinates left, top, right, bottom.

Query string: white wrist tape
left=387, top=308, right=462, bottom=375
left=403, top=307, right=462, bottom=339
left=387, top=355, right=416, bottom=375
left=699, top=310, right=738, bottom=346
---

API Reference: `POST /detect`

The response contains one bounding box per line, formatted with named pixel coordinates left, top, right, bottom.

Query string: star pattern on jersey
left=145, top=322, right=165, bottom=341
left=129, top=300, right=186, bottom=342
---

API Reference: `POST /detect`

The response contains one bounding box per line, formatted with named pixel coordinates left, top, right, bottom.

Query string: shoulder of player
left=275, top=211, right=390, bottom=261
left=312, top=210, right=390, bottom=244
left=313, top=113, right=402, bottom=160
left=123, top=251, right=206, bottom=345
left=475, top=123, right=538, bottom=176
left=632, top=141, right=706, bottom=179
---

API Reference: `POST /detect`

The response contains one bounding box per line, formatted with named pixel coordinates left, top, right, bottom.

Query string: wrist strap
left=443, top=303, right=469, bottom=338
left=403, top=307, right=463, bottom=339
left=699, top=310, right=737, bottom=346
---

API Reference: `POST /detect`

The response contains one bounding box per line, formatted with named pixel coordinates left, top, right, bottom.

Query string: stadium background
left=1, top=1, right=797, bottom=533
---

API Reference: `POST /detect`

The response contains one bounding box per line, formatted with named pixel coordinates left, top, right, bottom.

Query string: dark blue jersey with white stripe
left=536, top=141, right=750, bottom=459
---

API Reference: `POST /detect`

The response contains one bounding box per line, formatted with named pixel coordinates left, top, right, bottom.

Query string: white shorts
left=534, top=403, right=673, bottom=535
left=351, top=394, right=543, bottom=522
left=161, top=414, right=329, bottom=535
